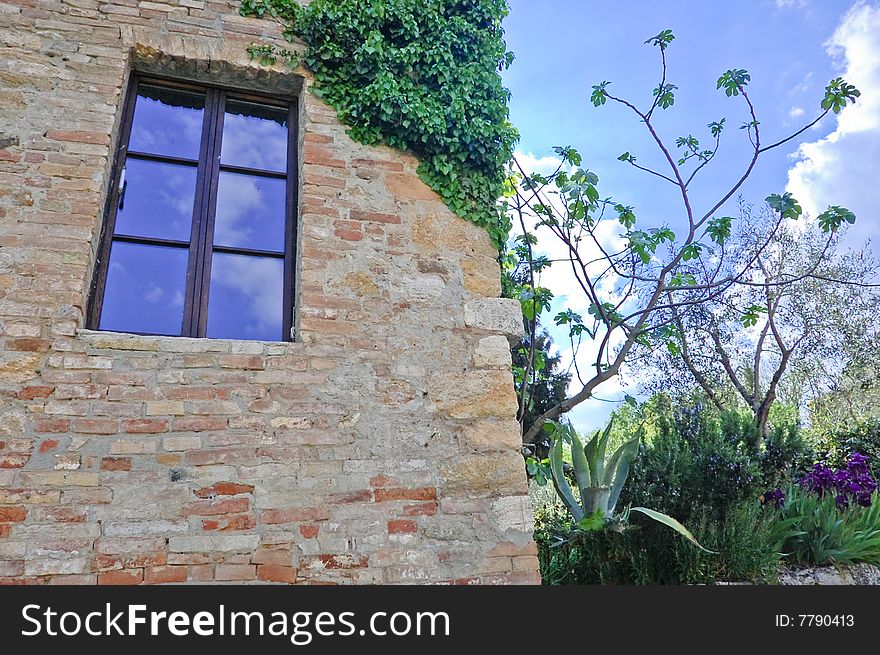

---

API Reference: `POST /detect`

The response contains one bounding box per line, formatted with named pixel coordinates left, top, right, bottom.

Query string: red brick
left=387, top=519, right=417, bottom=534
left=350, top=210, right=401, bottom=224
left=403, top=502, right=437, bottom=517
left=0, top=507, right=27, bottom=522
left=0, top=525, right=10, bottom=538
left=201, top=514, right=255, bottom=531
left=303, top=145, right=345, bottom=168
left=172, top=417, right=227, bottom=432
left=214, top=564, right=255, bottom=581
left=34, top=419, right=69, bottom=433
left=38, top=439, right=60, bottom=454
left=7, top=338, right=51, bottom=352
left=193, top=482, right=254, bottom=498
left=334, top=229, right=362, bottom=241
left=257, top=565, right=296, bottom=584
left=18, top=385, right=53, bottom=400
left=144, top=566, right=187, bottom=584
left=183, top=498, right=249, bottom=516
left=100, top=457, right=131, bottom=472
left=304, top=172, right=346, bottom=188
left=123, top=419, right=169, bottom=434
left=303, top=133, right=333, bottom=144
left=0, top=454, right=29, bottom=468
left=0, top=150, right=19, bottom=162
left=38, top=507, right=85, bottom=522
left=98, top=569, right=143, bottom=585
left=375, top=487, right=437, bottom=502
left=218, top=355, right=264, bottom=370
left=71, top=418, right=118, bottom=435
left=252, top=546, right=292, bottom=566
left=327, top=490, right=372, bottom=503
left=45, top=129, right=110, bottom=145
left=370, top=474, right=398, bottom=487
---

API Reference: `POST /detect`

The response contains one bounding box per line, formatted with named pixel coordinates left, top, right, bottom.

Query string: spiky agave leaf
left=549, top=427, right=584, bottom=522
left=630, top=507, right=717, bottom=553
left=607, top=430, right=642, bottom=514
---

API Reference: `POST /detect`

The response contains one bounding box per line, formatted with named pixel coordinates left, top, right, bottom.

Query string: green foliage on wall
left=240, top=0, right=519, bottom=247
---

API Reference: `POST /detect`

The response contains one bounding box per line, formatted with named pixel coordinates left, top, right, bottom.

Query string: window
left=87, top=76, right=298, bottom=342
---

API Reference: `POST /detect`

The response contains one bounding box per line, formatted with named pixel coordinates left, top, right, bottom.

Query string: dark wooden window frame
left=87, top=74, right=299, bottom=342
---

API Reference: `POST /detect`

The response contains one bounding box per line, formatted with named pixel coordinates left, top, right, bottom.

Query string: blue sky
left=500, top=0, right=880, bottom=431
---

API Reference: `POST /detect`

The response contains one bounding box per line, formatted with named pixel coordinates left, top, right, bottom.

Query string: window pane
left=129, top=84, right=205, bottom=160
left=221, top=100, right=288, bottom=172
left=214, top=172, right=286, bottom=252
left=99, top=242, right=189, bottom=336
left=114, top=158, right=196, bottom=242
left=206, top=253, right=284, bottom=341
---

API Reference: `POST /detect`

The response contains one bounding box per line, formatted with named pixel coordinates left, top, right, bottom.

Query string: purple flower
left=762, top=488, right=786, bottom=509
left=799, top=452, right=877, bottom=508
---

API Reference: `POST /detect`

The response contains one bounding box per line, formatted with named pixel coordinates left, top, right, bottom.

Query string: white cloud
left=511, top=151, right=636, bottom=428
left=789, top=106, right=805, bottom=118
left=785, top=1, right=880, bottom=249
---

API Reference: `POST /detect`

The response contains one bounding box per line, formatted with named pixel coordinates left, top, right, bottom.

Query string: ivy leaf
left=817, top=205, right=856, bottom=233
left=766, top=192, right=802, bottom=220
left=717, top=69, right=751, bottom=97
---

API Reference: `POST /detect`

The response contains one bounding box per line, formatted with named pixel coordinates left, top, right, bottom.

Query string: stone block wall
left=0, top=0, right=539, bottom=584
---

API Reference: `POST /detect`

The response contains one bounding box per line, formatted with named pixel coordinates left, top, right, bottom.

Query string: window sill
left=76, top=329, right=296, bottom=355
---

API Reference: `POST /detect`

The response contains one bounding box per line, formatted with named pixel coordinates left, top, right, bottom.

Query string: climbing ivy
left=239, top=0, right=519, bottom=247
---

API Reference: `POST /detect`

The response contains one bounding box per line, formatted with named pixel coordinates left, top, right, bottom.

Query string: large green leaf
left=566, top=426, right=593, bottom=508
left=631, top=507, right=717, bottom=553
left=607, top=432, right=641, bottom=513
left=549, top=431, right=584, bottom=522
left=584, top=430, right=601, bottom=483
left=594, top=420, right=613, bottom=483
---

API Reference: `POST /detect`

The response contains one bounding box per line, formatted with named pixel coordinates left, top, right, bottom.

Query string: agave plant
left=547, top=421, right=713, bottom=552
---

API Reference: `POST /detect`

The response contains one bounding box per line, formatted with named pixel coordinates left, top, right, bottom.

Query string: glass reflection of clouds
left=129, top=85, right=205, bottom=160
left=99, top=242, right=188, bottom=336
left=206, top=253, right=284, bottom=341
left=221, top=100, right=288, bottom=172
left=114, top=159, right=196, bottom=241
left=214, top=172, right=286, bottom=252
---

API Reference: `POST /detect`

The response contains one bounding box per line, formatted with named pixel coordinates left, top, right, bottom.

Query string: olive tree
left=635, top=203, right=879, bottom=439
left=510, top=29, right=861, bottom=446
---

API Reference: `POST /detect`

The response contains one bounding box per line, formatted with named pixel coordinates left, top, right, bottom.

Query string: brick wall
left=0, top=0, right=539, bottom=584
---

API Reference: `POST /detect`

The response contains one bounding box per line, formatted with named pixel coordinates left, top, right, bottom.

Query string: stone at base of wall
left=777, top=563, right=880, bottom=585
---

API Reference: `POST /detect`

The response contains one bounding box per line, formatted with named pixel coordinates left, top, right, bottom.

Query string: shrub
left=535, top=500, right=783, bottom=584
left=814, top=419, right=880, bottom=479
left=771, top=484, right=880, bottom=567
